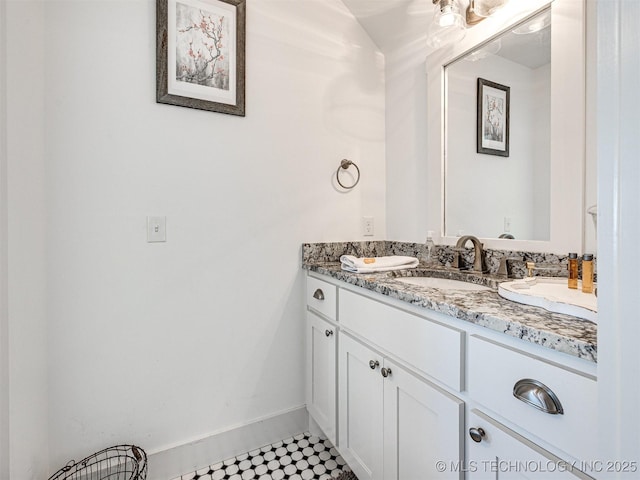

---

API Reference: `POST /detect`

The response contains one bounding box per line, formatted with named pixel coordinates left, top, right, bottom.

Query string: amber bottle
left=582, top=253, right=594, bottom=294
left=568, top=253, right=578, bottom=289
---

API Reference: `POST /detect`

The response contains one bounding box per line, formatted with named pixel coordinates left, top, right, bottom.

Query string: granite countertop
left=304, top=261, right=597, bottom=363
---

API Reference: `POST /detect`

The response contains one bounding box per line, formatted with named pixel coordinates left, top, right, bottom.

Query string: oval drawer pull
left=312, top=289, right=325, bottom=301
left=369, top=360, right=379, bottom=370
left=513, top=379, right=564, bottom=415
left=381, top=367, right=392, bottom=378
left=325, top=329, right=334, bottom=337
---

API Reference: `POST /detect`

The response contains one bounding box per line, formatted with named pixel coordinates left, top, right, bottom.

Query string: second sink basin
left=498, top=277, right=597, bottom=322
left=395, top=276, right=492, bottom=292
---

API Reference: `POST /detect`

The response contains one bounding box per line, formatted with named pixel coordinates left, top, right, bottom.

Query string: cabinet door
left=383, top=358, right=464, bottom=480
left=339, top=334, right=384, bottom=480
left=467, top=409, right=594, bottom=480
left=306, top=311, right=337, bottom=445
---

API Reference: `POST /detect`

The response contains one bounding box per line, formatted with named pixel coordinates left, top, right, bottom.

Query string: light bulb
left=427, top=0, right=466, bottom=49
left=439, top=8, right=455, bottom=27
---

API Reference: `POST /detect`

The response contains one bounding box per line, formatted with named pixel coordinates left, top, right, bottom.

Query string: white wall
left=0, top=0, right=10, bottom=477
left=583, top=0, right=597, bottom=256
left=5, top=1, right=50, bottom=478
left=531, top=63, right=551, bottom=239
left=445, top=55, right=550, bottom=241
left=596, top=0, right=640, bottom=472
left=385, top=44, right=430, bottom=242
left=4, top=0, right=385, bottom=473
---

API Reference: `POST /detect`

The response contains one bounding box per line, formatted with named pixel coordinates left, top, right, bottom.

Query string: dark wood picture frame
left=477, top=78, right=510, bottom=157
left=156, top=0, right=246, bottom=116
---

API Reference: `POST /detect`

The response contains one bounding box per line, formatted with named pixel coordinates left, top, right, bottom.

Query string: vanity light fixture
left=466, top=0, right=510, bottom=25
left=426, top=0, right=466, bottom=49
left=427, top=0, right=510, bottom=50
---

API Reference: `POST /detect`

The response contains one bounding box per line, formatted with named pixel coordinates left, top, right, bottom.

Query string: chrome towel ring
left=336, top=159, right=360, bottom=190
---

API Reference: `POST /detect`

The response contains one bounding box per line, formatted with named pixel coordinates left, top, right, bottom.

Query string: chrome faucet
left=454, top=235, right=488, bottom=273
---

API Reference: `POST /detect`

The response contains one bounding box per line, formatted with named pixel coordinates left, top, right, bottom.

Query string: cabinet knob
left=469, top=427, right=486, bottom=443
left=312, top=289, right=325, bottom=301
left=369, top=360, right=380, bottom=370
left=325, top=329, right=334, bottom=337
left=381, top=367, right=392, bottom=378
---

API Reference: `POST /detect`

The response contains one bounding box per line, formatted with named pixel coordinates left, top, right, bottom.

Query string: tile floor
left=173, top=432, right=351, bottom=480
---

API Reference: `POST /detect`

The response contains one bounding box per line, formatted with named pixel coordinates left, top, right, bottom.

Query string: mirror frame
left=426, top=0, right=586, bottom=254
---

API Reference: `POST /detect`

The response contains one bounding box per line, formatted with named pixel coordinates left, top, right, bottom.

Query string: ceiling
left=340, top=0, right=433, bottom=53
left=497, top=28, right=551, bottom=69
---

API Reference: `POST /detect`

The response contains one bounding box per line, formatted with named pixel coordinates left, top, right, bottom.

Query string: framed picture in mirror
left=156, top=0, right=246, bottom=116
left=477, top=78, right=510, bottom=157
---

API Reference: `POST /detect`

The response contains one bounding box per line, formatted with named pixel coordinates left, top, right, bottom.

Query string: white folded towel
left=340, top=255, right=419, bottom=273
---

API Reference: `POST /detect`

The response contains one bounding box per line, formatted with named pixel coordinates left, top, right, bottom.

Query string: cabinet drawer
left=339, top=289, right=463, bottom=391
left=307, top=276, right=337, bottom=321
left=468, top=335, right=597, bottom=462
left=467, top=409, right=594, bottom=479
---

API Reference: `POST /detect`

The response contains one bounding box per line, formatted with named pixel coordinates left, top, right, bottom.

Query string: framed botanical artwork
left=477, top=78, right=510, bottom=156
left=157, top=0, right=246, bottom=116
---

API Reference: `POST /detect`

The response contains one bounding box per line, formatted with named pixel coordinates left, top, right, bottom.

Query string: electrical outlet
left=147, top=216, right=166, bottom=242
left=363, top=216, right=374, bottom=236
left=504, top=216, right=512, bottom=233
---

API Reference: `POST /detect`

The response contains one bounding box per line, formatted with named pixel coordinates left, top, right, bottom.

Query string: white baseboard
left=307, top=415, right=324, bottom=439
left=147, top=406, right=309, bottom=480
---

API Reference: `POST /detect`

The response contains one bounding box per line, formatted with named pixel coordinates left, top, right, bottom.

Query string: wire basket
left=48, top=445, right=147, bottom=480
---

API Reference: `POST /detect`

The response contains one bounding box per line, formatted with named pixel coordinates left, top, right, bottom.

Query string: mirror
left=425, top=0, right=588, bottom=254
left=444, top=9, right=551, bottom=241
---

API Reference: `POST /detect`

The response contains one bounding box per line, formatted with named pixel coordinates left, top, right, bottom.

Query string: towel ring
left=336, top=159, right=360, bottom=190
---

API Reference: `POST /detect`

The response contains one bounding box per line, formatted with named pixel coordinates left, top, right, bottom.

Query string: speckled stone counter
left=303, top=242, right=597, bottom=363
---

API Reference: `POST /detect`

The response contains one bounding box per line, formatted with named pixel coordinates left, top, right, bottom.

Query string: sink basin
left=498, top=277, right=597, bottom=322
left=395, top=276, right=492, bottom=292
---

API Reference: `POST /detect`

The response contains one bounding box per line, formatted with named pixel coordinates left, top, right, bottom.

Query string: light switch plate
left=147, top=216, right=166, bottom=242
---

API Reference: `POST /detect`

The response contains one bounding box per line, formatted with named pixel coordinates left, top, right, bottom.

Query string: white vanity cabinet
left=305, top=276, right=338, bottom=445
left=467, top=409, right=592, bottom=479
left=304, top=272, right=598, bottom=480
left=339, top=333, right=464, bottom=480
left=337, top=288, right=465, bottom=480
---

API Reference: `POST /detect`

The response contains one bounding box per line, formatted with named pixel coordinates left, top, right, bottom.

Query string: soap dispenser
left=424, top=231, right=436, bottom=266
